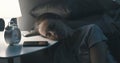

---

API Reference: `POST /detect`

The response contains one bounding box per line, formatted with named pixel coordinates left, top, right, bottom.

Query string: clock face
left=11, top=28, right=21, bottom=44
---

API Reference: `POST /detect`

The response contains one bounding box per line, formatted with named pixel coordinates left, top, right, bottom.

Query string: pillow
left=65, top=0, right=119, bottom=19
left=30, top=4, right=70, bottom=18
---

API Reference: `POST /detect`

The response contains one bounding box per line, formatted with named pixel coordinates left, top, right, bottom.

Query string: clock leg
left=8, top=58, right=13, bottom=63
left=8, top=57, right=21, bottom=63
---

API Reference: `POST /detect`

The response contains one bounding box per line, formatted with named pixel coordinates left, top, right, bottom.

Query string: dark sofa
left=21, top=0, right=120, bottom=63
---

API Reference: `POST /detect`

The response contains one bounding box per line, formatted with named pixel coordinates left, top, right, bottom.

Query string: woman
left=26, top=13, right=116, bottom=63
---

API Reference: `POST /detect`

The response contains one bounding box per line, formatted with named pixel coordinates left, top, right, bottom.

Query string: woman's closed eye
left=45, top=31, right=58, bottom=40
left=46, top=31, right=55, bottom=37
left=46, top=32, right=51, bottom=37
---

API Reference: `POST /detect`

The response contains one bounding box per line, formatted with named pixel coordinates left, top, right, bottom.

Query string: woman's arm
left=90, top=41, right=108, bottom=63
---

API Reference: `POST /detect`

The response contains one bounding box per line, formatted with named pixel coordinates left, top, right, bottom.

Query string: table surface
left=0, top=31, right=57, bottom=58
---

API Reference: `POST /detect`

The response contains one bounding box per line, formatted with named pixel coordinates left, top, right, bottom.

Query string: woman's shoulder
left=76, top=24, right=101, bottom=32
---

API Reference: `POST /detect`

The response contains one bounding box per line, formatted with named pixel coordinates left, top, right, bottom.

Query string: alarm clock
left=4, top=18, right=21, bottom=45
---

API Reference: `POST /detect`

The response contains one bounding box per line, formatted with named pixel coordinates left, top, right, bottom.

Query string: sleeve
left=86, top=24, right=108, bottom=48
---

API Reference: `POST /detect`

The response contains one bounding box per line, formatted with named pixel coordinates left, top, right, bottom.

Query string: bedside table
left=0, top=31, right=57, bottom=63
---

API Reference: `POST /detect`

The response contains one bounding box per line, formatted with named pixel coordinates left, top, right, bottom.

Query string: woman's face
left=38, top=19, right=59, bottom=40
left=38, top=19, right=68, bottom=40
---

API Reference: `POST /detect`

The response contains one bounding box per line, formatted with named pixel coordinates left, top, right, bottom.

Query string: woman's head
left=37, top=13, right=73, bottom=40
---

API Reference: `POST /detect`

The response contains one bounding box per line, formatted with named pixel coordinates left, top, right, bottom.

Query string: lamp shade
left=0, top=0, right=22, bottom=18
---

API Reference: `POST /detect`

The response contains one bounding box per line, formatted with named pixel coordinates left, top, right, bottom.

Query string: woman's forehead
left=39, top=19, right=65, bottom=30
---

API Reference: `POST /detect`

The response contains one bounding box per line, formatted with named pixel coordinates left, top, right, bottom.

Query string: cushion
left=30, top=3, right=70, bottom=18
left=65, top=0, right=118, bottom=19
